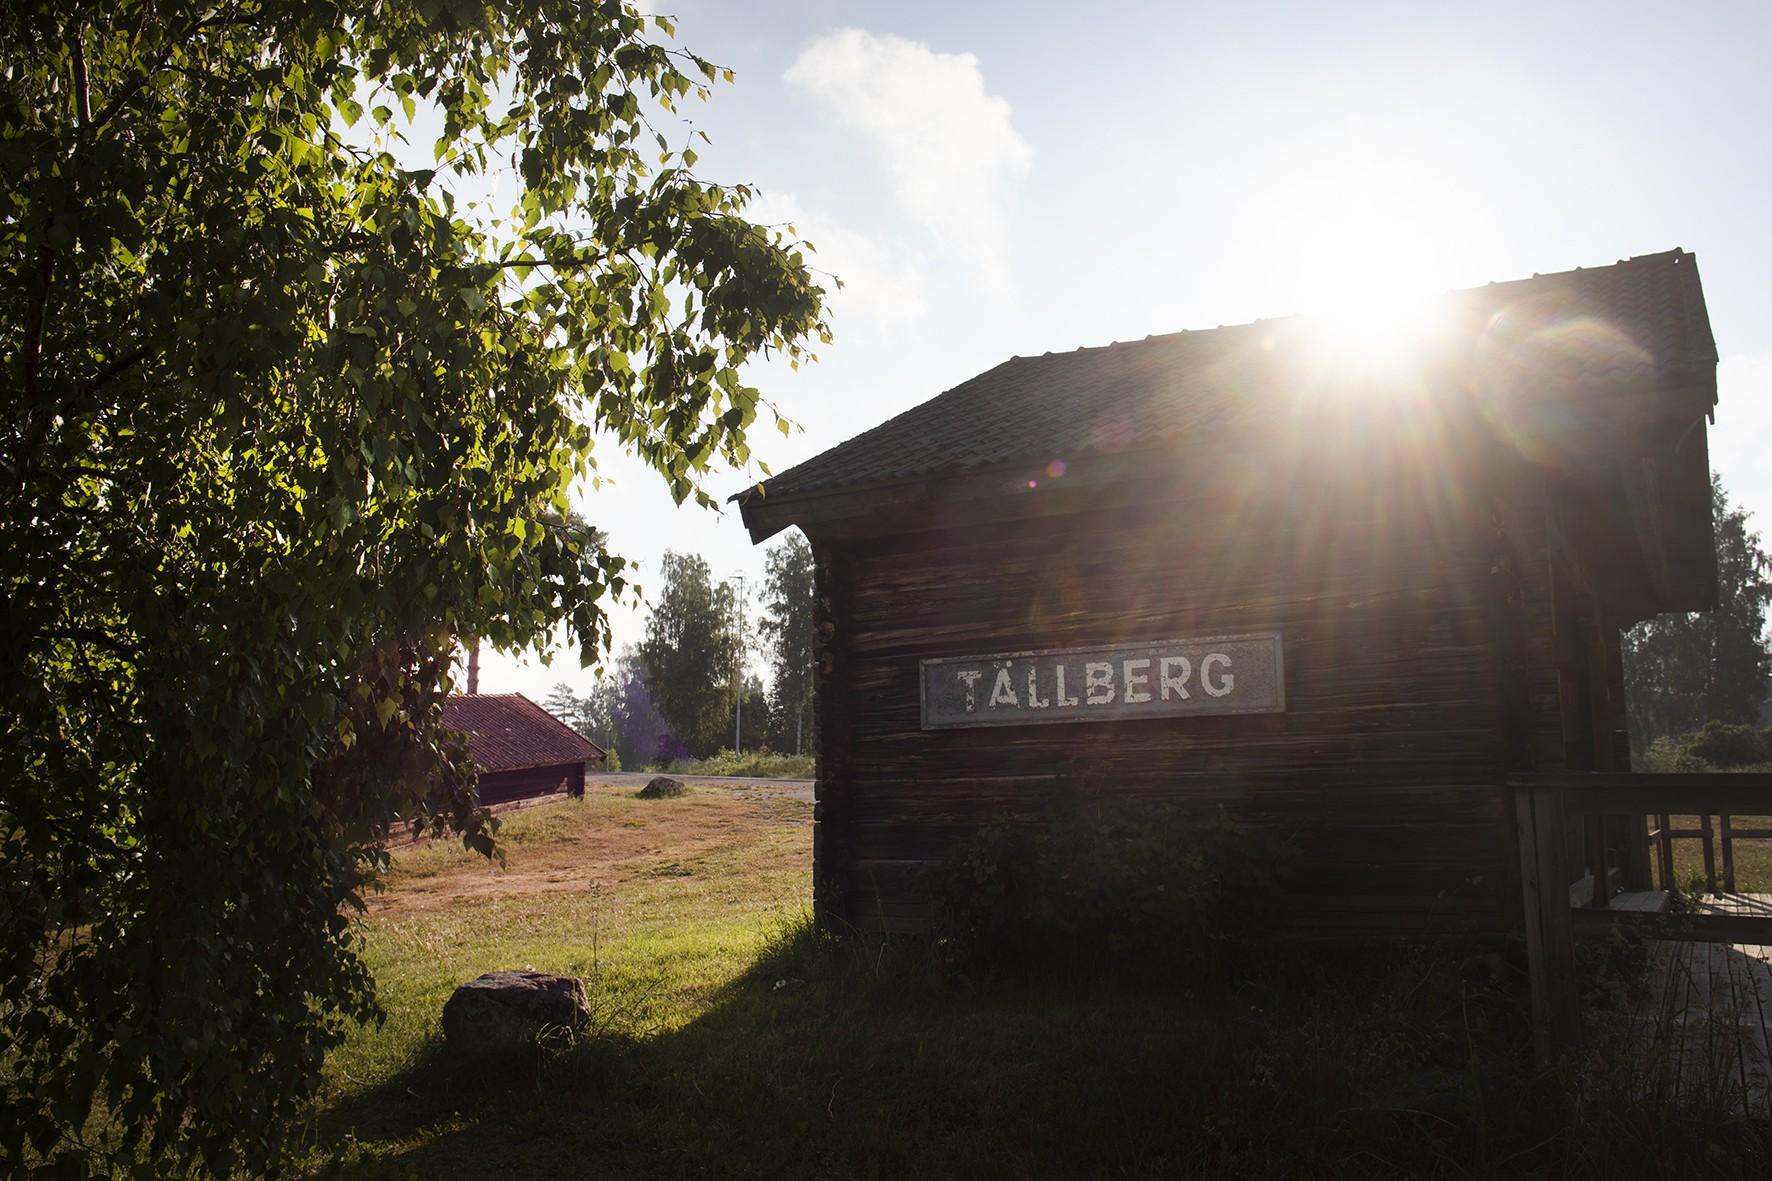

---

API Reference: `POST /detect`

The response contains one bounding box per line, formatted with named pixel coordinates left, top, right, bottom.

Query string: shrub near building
left=939, top=802, right=1293, bottom=978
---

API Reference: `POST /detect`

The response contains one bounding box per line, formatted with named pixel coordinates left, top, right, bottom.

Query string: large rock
left=442, top=970, right=590, bottom=1057
left=637, top=775, right=686, bottom=799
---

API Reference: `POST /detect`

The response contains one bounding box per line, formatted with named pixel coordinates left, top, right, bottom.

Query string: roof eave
left=481, top=749, right=606, bottom=775
left=735, top=444, right=1204, bottom=545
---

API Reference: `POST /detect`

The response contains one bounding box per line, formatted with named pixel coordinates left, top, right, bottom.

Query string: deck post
left=1583, top=815, right=1611, bottom=908
left=1655, top=813, right=1676, bottom=890
left=1700, top=814, right=1718, bottom=895
left=1515, top=782, right=1579, bottom=1063
left=1720, top=815, right=1737, bottom=894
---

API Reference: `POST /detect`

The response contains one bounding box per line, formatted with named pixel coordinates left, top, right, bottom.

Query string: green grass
left=661, top=748, right=816, bottom=779
left=325, top=785, right=809, bottom=1102
left=1664, top=816, right=1772, bottom=893
left=305, top=785, right=1772, bottom=1180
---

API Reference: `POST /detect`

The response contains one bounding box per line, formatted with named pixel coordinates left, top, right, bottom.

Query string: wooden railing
left=1649, top=811, right=1772, bottom=894
left=1511, top=772, right=1772, bottom=1063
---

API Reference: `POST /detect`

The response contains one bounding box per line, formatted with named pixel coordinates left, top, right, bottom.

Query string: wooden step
left=1609, top=889, right=1671, bottom=913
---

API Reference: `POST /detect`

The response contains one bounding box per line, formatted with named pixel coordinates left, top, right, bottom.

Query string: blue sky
left=479, top=0, right=1772, bottom=700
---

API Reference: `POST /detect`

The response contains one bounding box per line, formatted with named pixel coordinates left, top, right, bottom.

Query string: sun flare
left=1304, top=283, right=1443, bottom=364
left=1252, top=127, right=1473, bottom=371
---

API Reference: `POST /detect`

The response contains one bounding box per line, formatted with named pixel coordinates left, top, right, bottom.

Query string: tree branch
left=40, top=627, right=140, bottom=664
left=88, top=6, right=258, bottom=135
left=492, top=253, right=610, bottom=270
left=80, top=344, right=151, bottom=398
left=19, top=22, right=98, bottom=409
left=91, top=68, right=154, bottom=132
left=19, top=247, right=56, bottom=405
left=71, top=25, right=91, bottom=126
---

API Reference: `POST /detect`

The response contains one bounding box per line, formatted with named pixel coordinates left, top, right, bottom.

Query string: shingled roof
left=737, top=249, right=1716, bottom=522
left=441, top=693, right=605, bottom=774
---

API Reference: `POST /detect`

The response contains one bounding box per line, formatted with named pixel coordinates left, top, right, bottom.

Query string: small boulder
left=637, top=775, right=687, bottom=799
left=442, top=970, right=590, bottom=1058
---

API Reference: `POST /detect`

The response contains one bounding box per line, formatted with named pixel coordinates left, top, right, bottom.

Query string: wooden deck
left=1607, top=889, right=1673, bottom=913
left=1512, top=774, right=1772, bottom=1062
left=1612, top=892, right=1772, bottom=1113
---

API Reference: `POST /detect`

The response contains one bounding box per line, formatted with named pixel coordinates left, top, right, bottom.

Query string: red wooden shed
left=441, top=693, right=605, bottom=805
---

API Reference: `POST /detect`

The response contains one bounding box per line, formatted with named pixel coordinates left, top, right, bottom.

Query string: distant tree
left=639, top=552, right=741, bottom=756
left=1624, top=475, right=1772, bottom=746
left=543, top=682, right=588, bottom=731
left=578, top=676, right=620, bottom=755
left=759, top=531, right=817, bottom=754
left=610, top=648, right=678, bottom=767
left=0, top=3, right=828, bottom=1173
left=765, top=680, right=794, bottom=752
left=738, top=672, right=771, bottom=752
left=716, top=575, right=761, bottom=750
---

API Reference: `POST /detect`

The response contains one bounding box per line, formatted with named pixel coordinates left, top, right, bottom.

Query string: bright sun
left=1255, top=128, right=1467, bottom=368
left=1306, top=284, right=1442, bottom=362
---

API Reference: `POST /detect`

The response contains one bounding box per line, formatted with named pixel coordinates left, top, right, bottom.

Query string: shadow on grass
left=312, top=923, right=1772, bottom=1181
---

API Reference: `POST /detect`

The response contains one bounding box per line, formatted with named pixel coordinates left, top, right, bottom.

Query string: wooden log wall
left=476, top=762, right=582, bottom=806
left=1543, top=481, right=1655, bottom=891
left=816, top=460, right=1554, bottom=940
left=812, top=544, right=854, bottom=927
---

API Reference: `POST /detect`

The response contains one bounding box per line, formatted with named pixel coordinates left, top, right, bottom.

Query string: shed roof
left=737, top=249, right=1716, bottom=521
left=441, top=693, right=605, bottom=774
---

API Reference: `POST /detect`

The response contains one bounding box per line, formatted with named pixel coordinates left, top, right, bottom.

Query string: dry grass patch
left=373, top=782, right=809, bottom=914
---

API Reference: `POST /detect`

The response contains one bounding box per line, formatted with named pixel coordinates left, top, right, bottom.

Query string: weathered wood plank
left=1517, top=782, right=1580, bottom=1062
left=1508, top=774, right=1772, bottom=817
left=1610, top=889, right=1671, bottom=913
left=811, top=544, right=853, bottom=928
left=1573, top=908, right=1772, bottom=945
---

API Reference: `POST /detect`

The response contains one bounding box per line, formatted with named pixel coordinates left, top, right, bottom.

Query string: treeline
left=546, top=531, right=815, bottom=770
left=1624, top=475, right=1772, bottom=754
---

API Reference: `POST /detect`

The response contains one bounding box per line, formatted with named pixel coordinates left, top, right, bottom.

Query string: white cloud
left=1714, top=353, right=1772, bottom=531
left=744, top=190, right=927, bottom=332
left=784, top=28, right=1031, bottom=286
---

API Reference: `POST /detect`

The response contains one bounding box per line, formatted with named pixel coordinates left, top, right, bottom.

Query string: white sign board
left=919, top=633, right=1285, bottom=730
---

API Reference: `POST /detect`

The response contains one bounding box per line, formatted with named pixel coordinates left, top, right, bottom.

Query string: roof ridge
left=512, top=691, right=606, bottom=752
left=737, top=249, right=1713, bottom=520
left=1052, top=250, right=1694, bottom=357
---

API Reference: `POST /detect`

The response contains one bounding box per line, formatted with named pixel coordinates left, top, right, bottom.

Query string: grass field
left=306, top=785, right=1772, bottom=1180
left=1667, top=816, right=1772, bottom=893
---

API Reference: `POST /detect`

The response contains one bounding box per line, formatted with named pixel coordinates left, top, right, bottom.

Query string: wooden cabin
left=442, top=693, right=605, bottom=806
left=737, top=249, right=1721, bottom=941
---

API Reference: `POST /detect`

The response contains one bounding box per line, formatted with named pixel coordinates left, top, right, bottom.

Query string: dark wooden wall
left=477, top=761, right=586, bottom=806
left=1539, top=480, right=1652, bottom=892
left=810, top=450, right=1579, bottom=941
